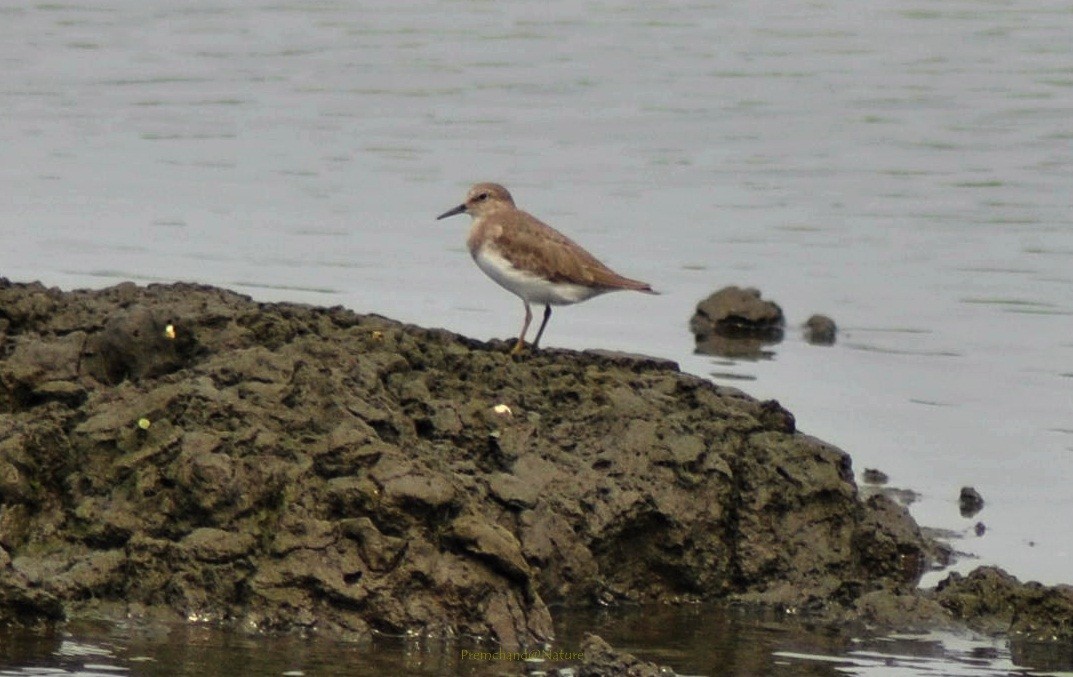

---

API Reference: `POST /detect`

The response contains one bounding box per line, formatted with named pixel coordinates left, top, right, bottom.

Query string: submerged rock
left=0, top=279, right=929, bottom=645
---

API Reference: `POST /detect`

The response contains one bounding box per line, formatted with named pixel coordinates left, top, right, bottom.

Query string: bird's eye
left=476, top=192, right=489, bottom=201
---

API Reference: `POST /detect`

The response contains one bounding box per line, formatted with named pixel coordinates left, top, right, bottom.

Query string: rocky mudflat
left=0, top=279, right=1070, bottom=655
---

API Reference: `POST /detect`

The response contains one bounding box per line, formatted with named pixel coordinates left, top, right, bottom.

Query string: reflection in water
left=555, top=605, right=1062, bottom=677
left=0, top=610, right=1037, bottom=677
left=695, top=332, right=781, bottom=361
left=1, top=603, right=1071, bottom=675
left=556, top=604, right=850, bottom=676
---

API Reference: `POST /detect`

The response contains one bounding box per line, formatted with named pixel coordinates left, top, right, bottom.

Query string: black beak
left=436, top=204, right=467, bottom=220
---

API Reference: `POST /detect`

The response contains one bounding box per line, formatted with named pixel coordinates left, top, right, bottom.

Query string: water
left=3, top=609, right=1067, bottom=677
left=1, top=0, right=1071, bottom=674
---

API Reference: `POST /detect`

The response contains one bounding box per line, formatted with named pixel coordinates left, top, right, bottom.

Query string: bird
left=437, top=182, right=657, bottom=354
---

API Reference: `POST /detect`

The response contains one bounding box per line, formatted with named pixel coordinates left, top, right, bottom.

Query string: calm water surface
left=2, top=607, right=1065, bottom=677
left=2, top=0, right=1072, bottom=674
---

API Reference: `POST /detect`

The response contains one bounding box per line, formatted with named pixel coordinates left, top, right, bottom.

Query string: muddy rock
left=932, top=567, right=1073, bottom=640
left=861, top=468, right=889, bottom=485
left=0, top=279, right=932, bottom=646
left=0, top=541, right=64, bottom=626
left=691, top=286, right=785, bottom=358
left=691, top=286, right=784, bottom=334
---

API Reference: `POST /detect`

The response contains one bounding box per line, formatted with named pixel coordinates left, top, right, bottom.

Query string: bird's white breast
left=473, top=245, right=604, bottom=306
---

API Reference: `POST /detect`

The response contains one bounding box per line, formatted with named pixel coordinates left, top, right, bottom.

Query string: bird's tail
left=623, top=278, right=660, bottom=295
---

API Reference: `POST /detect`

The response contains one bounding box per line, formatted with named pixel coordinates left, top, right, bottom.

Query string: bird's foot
left=510, top=340, right=527, bottom=356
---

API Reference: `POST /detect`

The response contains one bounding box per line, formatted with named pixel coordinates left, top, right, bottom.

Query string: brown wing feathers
left=491, top=210, right=654, bottom=292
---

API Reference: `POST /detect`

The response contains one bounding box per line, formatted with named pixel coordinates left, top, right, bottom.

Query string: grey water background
left=1, top=0, right=1071, bottom=674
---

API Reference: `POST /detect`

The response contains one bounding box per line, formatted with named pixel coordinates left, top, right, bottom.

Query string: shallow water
left=1, top=0, right=1072, bottom=673
left=3, top=607, right=1068, bottom=677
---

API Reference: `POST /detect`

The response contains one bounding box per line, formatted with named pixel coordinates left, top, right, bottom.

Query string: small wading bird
left=437, top=182, right=657, bottom=354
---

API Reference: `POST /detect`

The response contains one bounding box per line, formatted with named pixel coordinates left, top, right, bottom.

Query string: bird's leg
left=511, top=301, right=533, bottom=355
left=531, top=304, right=553, bottom=350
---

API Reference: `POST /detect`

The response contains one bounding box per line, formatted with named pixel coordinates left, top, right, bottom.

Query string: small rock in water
left=862, top=468, right=889, bottom=485
left=690, top=286, right=784, bottom=358
left=959, top=486, right=985, bottom=518
left=803, top=314, right=837, bottom=345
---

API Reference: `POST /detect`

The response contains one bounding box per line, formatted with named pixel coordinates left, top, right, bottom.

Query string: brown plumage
left=437, top=182, right=657, bottom=353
